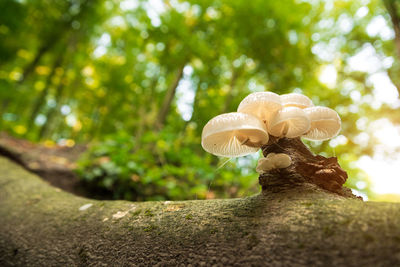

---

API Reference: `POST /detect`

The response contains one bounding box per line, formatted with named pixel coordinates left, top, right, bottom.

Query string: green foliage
left=77, top=126, right=259, bottom=201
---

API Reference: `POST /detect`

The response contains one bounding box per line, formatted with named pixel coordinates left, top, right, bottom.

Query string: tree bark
left=155, top=63, right=186, bottom=130
left=18, top=0, right=95, bottom=83
left=26, top=54, right=64, bottom=132
left=383, top=0, right=400, bottom=95
left=187, top=83, right=202, bottom=123
left=384, top=0, right=400, bottom=58
left=1, top=155, right=400, bottom=266
left=38, top=69, right=67, bottom=140
left=260, top=137, right=352, bottom=197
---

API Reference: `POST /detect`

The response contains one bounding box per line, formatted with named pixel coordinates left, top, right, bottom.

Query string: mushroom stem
left=258, top=137, right=353, bottom=198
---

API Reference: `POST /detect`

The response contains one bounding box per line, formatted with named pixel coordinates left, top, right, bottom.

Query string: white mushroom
left=281, top=93, right=314, bottom=109
left=256, top=153, right=292, bottom=174
left=302, top=106, right=341, bottom=141
left=237, top=92, right=282, bottom=128
left=256, top=158, right=275, bottom=174
left=201, top=112, right=269, bottom=157
left=268, top=107, right=310, bottom=138
left=271, top=153, right=292, bottom=168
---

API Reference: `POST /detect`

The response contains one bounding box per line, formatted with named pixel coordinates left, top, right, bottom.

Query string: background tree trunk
left=38, top=70, right=67, bottom=140
left=155, top=63, right=186, bottom=130
left=384, top=0, right=400, bottom=94
left=384, top=0, right=400, bottom=59
left=1, top=156, right=400, bottom=266
left=26, top=53, right=64, bottom=133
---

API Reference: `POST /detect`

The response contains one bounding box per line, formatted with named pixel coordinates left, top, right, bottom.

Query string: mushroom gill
left=201, top=112, right=269, bottom=157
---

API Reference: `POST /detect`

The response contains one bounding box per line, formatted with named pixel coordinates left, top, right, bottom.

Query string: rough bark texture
left=1, top=156, right=400, bottom=266
left=260, top=137, right=354, bottom=198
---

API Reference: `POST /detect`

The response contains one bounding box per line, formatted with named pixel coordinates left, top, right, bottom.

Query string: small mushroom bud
left=272, top=153, right=292, bottom=168
left=302, top=106, right=341, bottom=141
left=256, top=153, right=292, bottom=174
left=201, top=112, right=269, bottom=157
left=268, top=107, right=311, bottom=138
left=237, top=92, right=282, bottom=128
left=256, top=158, right=275, bottom=174
left=281, top=93, right=314, bottom=109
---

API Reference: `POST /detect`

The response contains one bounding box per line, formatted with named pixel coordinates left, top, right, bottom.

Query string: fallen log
left=1, top=156, right=400, bottom=266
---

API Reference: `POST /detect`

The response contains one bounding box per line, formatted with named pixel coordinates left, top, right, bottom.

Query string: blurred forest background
left=1, top=0, right=400, bottom=202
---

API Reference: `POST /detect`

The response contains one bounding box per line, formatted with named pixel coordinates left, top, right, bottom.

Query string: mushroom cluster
left=201, top=92, right=341, bottom=158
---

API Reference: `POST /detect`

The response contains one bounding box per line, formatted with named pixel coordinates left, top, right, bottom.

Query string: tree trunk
left=187, top=83, right=202, bottom=123
left=0, top=99, right=10, bottom=127
left=1, top=152, right=400, bottom=266
left=384, top=0, right=400, bottom=58
left=155, top=63, right=186, bottom=130
left=38, top=70, right=67, bottom=140
left=26, top=54, right=64, bottom=133
left=383, top=0, right=400, bottom=95
left=18, top=0, right=95, bottom=83
left=19, top=42, right=55, bottom=84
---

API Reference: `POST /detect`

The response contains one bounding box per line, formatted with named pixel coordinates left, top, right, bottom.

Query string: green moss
left=144, top=209, right=154, bottom=217
left=131, top=210, right=141, bottom=216
left=144, top=225, right=157, bottom=232
left=302, top=202, right=313, bottom=207
left=3, top=157, right=400, bottom=266
left=210, top=229, right=218, bottom=234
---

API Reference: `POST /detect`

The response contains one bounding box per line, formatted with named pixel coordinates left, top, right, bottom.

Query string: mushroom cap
left=201, top=112, right=269, bottom=157
left=302, top=106, right=341, bottom=141
left=256, top=153, right=292, bottom=174
left=256, top=158, right=275, bottom=174
left=272, top=153, right=292, bottom=168
left=281, top=93, right=314, bottom=109
left=237, top=92, right=282, bottom=127
left=268, top=107, right=310, bottom=138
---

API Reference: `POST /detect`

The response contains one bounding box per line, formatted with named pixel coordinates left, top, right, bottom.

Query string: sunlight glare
left=357, top=119, right=400, bottom=195
left=318, top=65, right=337, bottom=88
left=176, top=66, right=195, bottom=121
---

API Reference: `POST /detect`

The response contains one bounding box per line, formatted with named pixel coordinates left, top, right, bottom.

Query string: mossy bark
left=1, top=156, right=400, bottom=266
